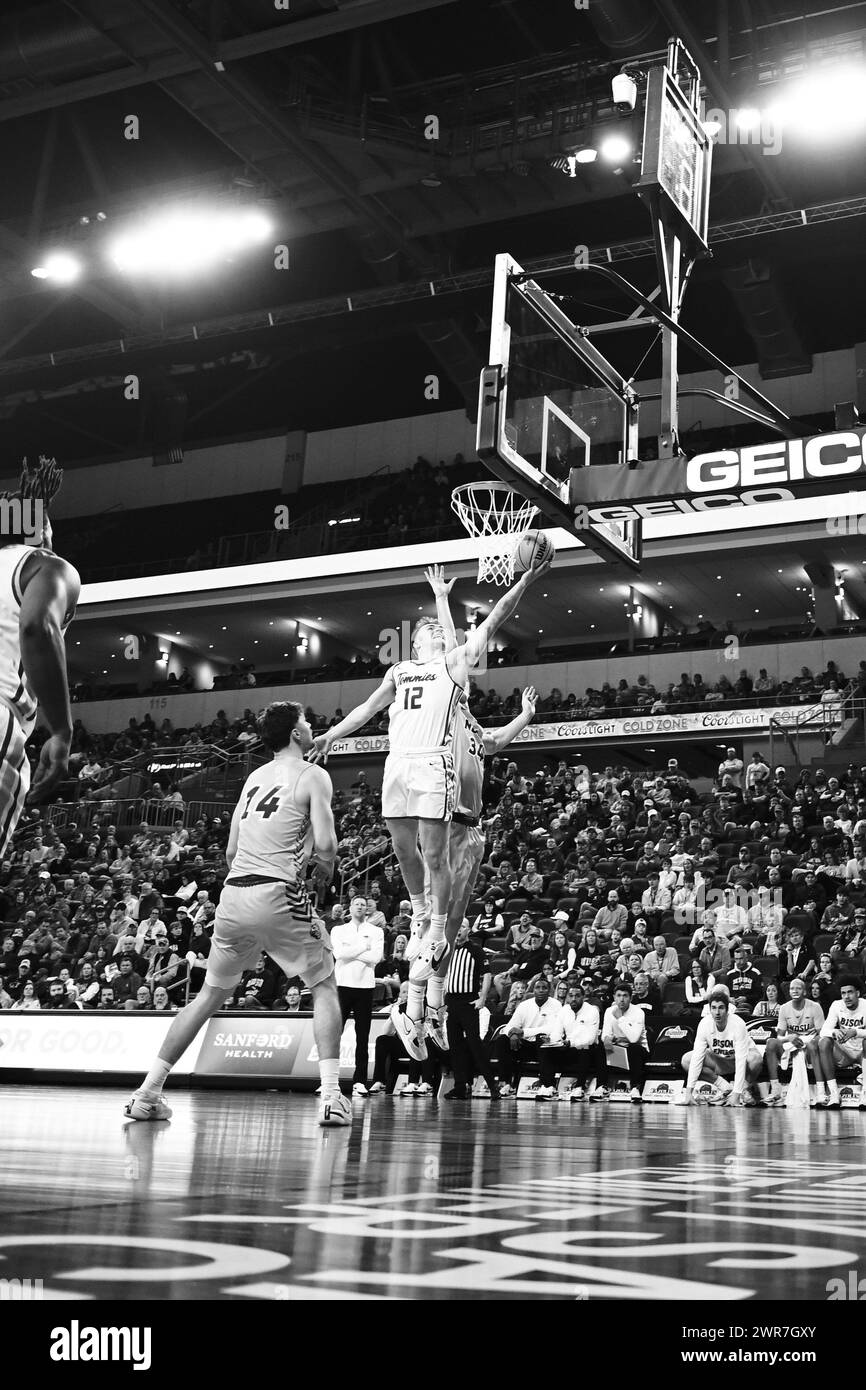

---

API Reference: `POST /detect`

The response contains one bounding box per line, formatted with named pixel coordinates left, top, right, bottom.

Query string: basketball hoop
left=451, top=481, right=538, bottom=585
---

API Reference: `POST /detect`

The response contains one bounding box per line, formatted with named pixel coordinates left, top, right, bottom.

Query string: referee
left=443, top=920, right=500, bottom=1101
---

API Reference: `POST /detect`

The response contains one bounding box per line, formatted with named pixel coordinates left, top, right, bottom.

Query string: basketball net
left=451, top=482, right=537, bottom=586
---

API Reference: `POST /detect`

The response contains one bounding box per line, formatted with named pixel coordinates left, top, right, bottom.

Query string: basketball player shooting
left=420, top=562, right=537, bottom=1051
left=0, top=457, right=79, bottom=843
left=310, top=543, right=551, bottom=1060
left=126, top=701, right=353, bottom=1129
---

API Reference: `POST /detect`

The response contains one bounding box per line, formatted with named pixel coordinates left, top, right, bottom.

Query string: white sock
left=828, top=1079, right=839, bottom=1099
left=427, top=913, right=446, bottom=943
left=319, top=1059, right=341, bottom=1096
left=136, top=1058, right=171, bottom=1099
left=407, top=981, right=426, bottom=1023
left=714, top=1077, right=731, bottom=1095
left=410, top=894, right=427, bottom=928
left=426, top=975, right=445, bottom=1010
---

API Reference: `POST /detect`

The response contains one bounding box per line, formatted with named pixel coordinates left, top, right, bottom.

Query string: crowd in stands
left=7, top=716, right=866, bottom=1107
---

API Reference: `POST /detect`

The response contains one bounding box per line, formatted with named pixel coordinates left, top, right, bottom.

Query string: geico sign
left=587, top=487, right=794, bottom=523
left=687, top=431, right=866, bottom=492
left=583, top=429, right=866, bottom=523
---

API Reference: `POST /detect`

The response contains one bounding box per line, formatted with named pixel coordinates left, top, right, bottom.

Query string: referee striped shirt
left=445, top=939, right=487, bottom=998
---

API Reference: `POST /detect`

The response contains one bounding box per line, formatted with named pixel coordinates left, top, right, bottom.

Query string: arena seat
left=785, top=911, right=815, bottom=934
left=755, top=956, right=779, bottom=979
left=506, top=896, right=531, bottom=914
left=645, top=1022, right=695, bottom=1077
left=812, top=932, right=836, bottom=955
left=674, top=936, right=693, bottom=953
left=546, top=878, right=564, bottom=899
left=555, top=896, right=579, bottom=912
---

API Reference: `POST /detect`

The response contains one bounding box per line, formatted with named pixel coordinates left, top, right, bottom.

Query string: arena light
left=767, top=65, right=866, bottom=140
left=574, top=147, right=598, bottom=164
left=600, top=134, right=632, bottom=164
left=735, top=108, right=762, bottom=132
left=31, top=252, right=82, bottom=284
left=107, top=207, right=273, bottom=279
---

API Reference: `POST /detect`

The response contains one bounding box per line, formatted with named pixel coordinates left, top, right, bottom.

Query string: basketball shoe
left=124, top=1095, right=173, bottom=1122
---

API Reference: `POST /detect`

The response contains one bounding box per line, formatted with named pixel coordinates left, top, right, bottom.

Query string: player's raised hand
left=525, top=550, right=552, bottom=581
left=521, top=686, right=537, bottom=716
left=308, top=733, right=333, bottom=765
left=424, top=563, right=456, bottom=598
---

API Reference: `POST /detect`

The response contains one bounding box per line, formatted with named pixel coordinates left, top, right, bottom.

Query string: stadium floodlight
left=600, top=133, right=632, bottom=164
left=767, top=65, right=866, bottom=139
left=735, top=108, right=762, bottom=132
left=702, top=117, right=723, bottom=137
left=107, top=206, right=273, bottom=278
left=30, top=252, right=82, bottom=284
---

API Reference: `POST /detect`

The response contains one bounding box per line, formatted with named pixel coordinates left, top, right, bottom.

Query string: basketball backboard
left=476, top=252, right=643, bottom=568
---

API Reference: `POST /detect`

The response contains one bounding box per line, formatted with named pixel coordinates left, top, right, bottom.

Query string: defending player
left=421, top=563, right=537, bottom=1049
left=0, top=457, right=79, bottom=840
left=125, top=701, right=351, bottom=1128
left=675, top=989, right=763, bottom=1106
left=311, top=549, right=550, bottom=1059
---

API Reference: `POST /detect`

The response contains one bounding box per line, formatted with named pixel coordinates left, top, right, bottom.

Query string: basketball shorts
left=382, top=750, right=455, bottom=821
left=205, top=877, right=334, bottom=992
left=447, top=821, right=486, bottom=925
left=0, top=708, right=30, bottom=857
left=832, top=1037, right=865, bottom=1067
left=712, top=1046, right=762, bottom=1079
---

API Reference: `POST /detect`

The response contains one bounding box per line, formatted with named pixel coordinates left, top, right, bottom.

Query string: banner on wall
left=328, top=703, right=840, bottom=755
left=0, top=1012, right=390, bottom=1082
left=0, top=1013, right=205, bottom=1073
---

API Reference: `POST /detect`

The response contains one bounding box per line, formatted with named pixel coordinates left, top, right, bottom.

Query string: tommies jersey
left=387, top=656, right=461, bottom=755
left=228, top=757, right=315, bottom=885
left=452, top=699, right=485, bottom=819
left=0, top=545, right=38, bottom=735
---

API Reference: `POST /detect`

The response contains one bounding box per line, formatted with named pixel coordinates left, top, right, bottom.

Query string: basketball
left=515, top=529, right=555, bottom=573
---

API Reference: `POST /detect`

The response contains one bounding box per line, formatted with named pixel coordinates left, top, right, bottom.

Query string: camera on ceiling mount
left=611, top=70, right=638, bottom=114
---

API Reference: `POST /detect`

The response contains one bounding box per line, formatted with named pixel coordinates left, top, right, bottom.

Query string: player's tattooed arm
left=309, top=673, right=396, bottom=763
left=424, top=564, right=458, bottom=652
left=483, top=687, right=537, bottom=755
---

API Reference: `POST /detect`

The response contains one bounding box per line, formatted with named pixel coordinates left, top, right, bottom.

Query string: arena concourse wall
left=68, top=632, right=864, bottom=737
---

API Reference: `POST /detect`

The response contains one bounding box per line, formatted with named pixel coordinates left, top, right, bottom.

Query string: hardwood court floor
left=2, top=1083, right=865, bottom=1301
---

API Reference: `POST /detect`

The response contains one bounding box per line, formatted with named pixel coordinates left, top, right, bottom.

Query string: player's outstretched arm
left=447, top=552, right=550, bottom=685
left=309, top=673, right=396, bottom=763
left=424, top=564, right=458, bottom=652
left=483, top=686, right=537, bottom=755
left=20, top=553, right=81, bottom=802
